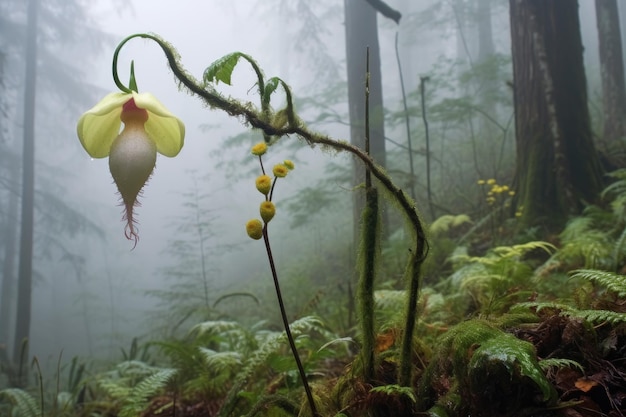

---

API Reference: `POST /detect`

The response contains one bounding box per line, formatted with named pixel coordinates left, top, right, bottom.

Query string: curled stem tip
left=112, top=33, right=155, bottom=94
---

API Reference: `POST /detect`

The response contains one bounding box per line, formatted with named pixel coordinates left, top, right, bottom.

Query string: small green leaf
left=203, top=52, right=244, bottom=85
left=263, top=77, right=281, bottom=104
left=129, top=60, right=139, bottom=92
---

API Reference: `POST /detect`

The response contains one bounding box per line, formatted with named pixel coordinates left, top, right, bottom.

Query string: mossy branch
left=117, top=33, right=429, bottom=387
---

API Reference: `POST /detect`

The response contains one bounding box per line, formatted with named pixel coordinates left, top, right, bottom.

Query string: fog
left=0, top=0, right=609, bottom=371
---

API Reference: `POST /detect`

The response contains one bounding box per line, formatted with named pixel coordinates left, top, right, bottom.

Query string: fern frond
left=118, top=368, right=176, bottom=417
left=539, top=358, right=584, bottom=373
left=557, top=230, right=613, bottom=269
left=0, top=388, right=41, bottom=417
left=198, top=348, right=242, bottom=373
left=190, top=320, right=242, bottom=337
left=560, top=217, right=594, bottom=243
left=512, top=301, right=574, bottom=314
left=369, top=384, right=417, bottom=403
left=602, top=169, right=626, bottom=199
left=430, top=214, right=472, bottom=235
left=612, top=226, right=626, bottom=269
left=563, top=309, right=626, bottom=325
left=374, top=290, right=406, bottom=310
left=570, top=269, right=626, bottom=297
left=115, top=360, right=163, bottom=378
left=491, top=241, right=556, bottom=259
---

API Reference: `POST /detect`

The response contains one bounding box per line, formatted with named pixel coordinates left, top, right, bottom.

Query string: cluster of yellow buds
left=245, top=141, right=295, bottom=240
left=477, top=178, right=515, bottom=206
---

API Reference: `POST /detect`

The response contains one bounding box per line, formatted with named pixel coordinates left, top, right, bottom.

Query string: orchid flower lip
left=77, top=91, right=185, bottom=160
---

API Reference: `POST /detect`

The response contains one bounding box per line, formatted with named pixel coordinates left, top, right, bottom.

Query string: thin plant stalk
left=420, top=76, right=435, bottom=219
left=261, top=225, right=320, bottom=417
left=395, top=32, right=416, bottom=200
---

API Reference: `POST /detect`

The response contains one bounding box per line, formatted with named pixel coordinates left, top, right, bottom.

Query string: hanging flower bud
left=246, top=219, right=264, bottom=240
left=256, top=175, right=272, bottom=195
left=260, top=201, right=276, bottom=223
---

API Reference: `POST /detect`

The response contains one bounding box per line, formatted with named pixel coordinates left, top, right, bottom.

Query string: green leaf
left=263, top=77, right=281, bottom=104
left=129, top=60, right=138, bottom=92
left=203, top=52, right=244, bottom=85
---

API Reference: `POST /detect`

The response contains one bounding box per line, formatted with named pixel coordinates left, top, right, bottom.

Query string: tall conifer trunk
left=13, top=0, right=38, bottom=381
left=344, top=0, right=386, bottom=243
left=509, top=0, right=603, bottom=232
left=595, top=0, right=626, bottom=142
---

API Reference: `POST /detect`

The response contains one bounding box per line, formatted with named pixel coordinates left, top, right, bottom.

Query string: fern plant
left=154, top=320, right=252, bottom=401
left=217, top=316, right=336, bottom=417
left=447, top=241, right=555, bottom=316
left=516, top=268, right=626, bottom=327
left=96, top=361, right=175, bottom=417
left=0, top=388, right=41, bottom=417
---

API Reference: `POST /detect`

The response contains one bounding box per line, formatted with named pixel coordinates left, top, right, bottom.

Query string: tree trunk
left=618, top=1, right=626, bottom=81
left=509, top=0, right=603, bottom=232
left=13, top=0, right=38, bottom=380
left=0, top=177, right=19, bottom=364
left=343, top=0, right=386, bottom=241
left=476, top=0, right=494, bottom=62
left=595, top=0, right=626, bottom=142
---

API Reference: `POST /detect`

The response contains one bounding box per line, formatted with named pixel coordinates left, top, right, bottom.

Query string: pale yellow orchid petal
left=132, top=92, right=185, bottom=157
left=77, top=92, right=131, bottom=158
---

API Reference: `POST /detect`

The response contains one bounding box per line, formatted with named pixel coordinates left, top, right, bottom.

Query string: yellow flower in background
left=273, top=164, right=288, bottom=178
left=260, top=201, right=276, bottom=223
left=77, top=92, right=185, bottom=244
left=486, top=178, right=496, bottom=185
left=246, top=219, right=264, bottom=240
left=251, top=142, right=268, bottom=156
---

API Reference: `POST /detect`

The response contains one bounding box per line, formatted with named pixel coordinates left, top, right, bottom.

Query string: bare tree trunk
left=618, top=0, right=626, bottom=81
left=595, top=0, right=626, bottom=142
left=476, top=0, right=494, bottom=62
left=0, top=178, right=19, bottom=364
left=13, top=0, right=38, bottom=380
left=343, top=0, right=386, bottom=241
left=509, top=0, right=603, bottom=232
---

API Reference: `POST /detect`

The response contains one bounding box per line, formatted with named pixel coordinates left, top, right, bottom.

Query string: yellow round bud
left=256, top=175, right=272, bottom=195
left=283, top=159, right=295, bottom=170
left=246, top=219, right=263, bottom=240
left=273, top=164, right=288, bottom=178
left=251, top=142, right=268, bottom=156
left=260, top=201, right=276, bottom=223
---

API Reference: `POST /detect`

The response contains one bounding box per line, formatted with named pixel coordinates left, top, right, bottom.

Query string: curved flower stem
left=262, top=226, right=320, bottom=417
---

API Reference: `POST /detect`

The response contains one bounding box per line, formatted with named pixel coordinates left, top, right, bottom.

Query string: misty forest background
left=2, top=0, right=626, bottom=416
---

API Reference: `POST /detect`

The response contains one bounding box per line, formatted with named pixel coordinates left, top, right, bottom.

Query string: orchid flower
left=77, top=91, right=185, bottom=245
